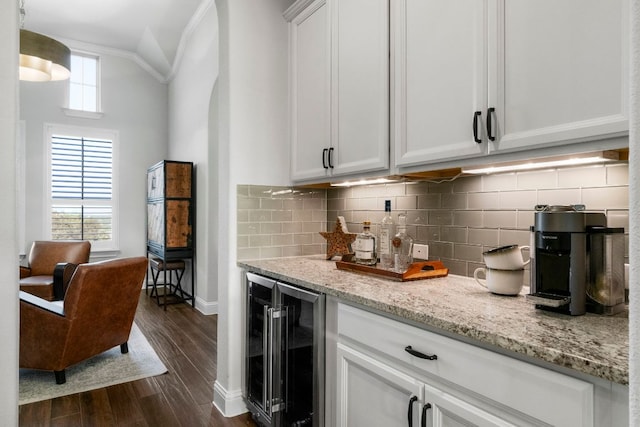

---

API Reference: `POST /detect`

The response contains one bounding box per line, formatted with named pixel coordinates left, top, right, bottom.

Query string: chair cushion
left=19, top=275, right=55, bottom=301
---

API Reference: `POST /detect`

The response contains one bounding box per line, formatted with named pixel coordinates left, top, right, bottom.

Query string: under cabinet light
left=461, top=151, right=620, bottom=175
left=331, top=177, right=397, bottom=187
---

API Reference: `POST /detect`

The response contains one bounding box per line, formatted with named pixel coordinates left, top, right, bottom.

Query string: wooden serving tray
left=335, top=258, right=449, bottom=282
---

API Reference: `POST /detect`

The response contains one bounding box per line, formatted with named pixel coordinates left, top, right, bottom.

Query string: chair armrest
left=53, top=262, right=78, bottom=300
left=19, top=266, right=31, bottom=279
left=19, top=290, right=65, bottom=317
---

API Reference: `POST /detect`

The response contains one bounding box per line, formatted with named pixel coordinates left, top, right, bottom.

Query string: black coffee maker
left=527, top=205, right=625, bottom=316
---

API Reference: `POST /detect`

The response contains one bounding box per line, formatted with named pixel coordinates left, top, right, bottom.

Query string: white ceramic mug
left=483, top=245, right=530, bottom=270
left=474, top=267, right=524, bottom=296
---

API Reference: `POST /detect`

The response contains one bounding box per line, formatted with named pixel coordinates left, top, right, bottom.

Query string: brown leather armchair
left=20, top=240, right=91, bottom=301
left=19, top=256, right=148, bottom=384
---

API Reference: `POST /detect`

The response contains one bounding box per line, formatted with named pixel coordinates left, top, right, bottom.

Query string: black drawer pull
left=405, top=345, right=437, bottom=360
left=407, top=395, right=418, bottom=427
left=472, top=111, right=482, bottom=143
left=421, top=403, right=432, bottom=427
left=487, top=107, right=496, bottom=141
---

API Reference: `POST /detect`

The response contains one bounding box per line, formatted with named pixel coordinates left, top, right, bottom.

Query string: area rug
left=19, top=323, right=168, bottom=405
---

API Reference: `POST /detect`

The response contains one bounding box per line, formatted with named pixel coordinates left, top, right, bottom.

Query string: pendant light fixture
left=18, top=0, right=70, bottom=82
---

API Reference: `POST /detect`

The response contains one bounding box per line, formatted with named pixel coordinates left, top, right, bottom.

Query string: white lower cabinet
left=332, top=302, right=602, bottom=427
left=337, top=343, right=517, bottom=427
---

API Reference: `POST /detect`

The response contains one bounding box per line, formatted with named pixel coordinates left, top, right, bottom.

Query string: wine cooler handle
left=322, top=148, right=329, bottom=169
left=473, top=111, right=482, bottom=143
left=282, top=306, right=290, bottom=414
left=407, top=395, right=418, bottom=427
left=262, top=305, right=269, bottom=412
left=486, top=107, right=496, bottom=141
left=421, top=403, right=432, bottom=427
left=267, top=307, right=275, bottom=416
left=405, top=345, right=438, bottom=360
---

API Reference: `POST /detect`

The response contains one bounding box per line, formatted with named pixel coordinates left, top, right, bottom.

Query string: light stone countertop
left=238, top=255, right=629, bottom=385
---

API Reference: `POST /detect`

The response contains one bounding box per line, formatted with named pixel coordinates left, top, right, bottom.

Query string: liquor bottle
left=379, top=200, right=395, bottom=270
left=392, top=213, right=414, bottom=273
left=354, top=221, right=376, bottom=266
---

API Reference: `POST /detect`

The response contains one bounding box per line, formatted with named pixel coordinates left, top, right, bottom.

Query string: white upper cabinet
left=286, top=0, right=389, bottom=183
left=393, top=0, right=490, bottom=167
left=393, top=0, right=629, bottom=169
left=287, top=0, right=331, bottom=181
left=490, top=0, right=629, bottom=153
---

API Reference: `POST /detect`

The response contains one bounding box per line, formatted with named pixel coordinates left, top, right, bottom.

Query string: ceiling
left=21, top=0, right=208, bottom=81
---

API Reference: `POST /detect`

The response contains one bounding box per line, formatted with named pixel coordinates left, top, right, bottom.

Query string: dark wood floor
left=19, top=291, right=257, bottom=427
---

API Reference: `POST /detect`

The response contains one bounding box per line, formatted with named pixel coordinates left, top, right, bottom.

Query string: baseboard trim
left=195, top=297, right=218, bottom=315
left=213, top=380, right=247, bottom=417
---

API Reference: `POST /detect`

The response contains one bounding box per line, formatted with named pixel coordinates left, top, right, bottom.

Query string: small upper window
left=68, top=53, right=99, bottom=113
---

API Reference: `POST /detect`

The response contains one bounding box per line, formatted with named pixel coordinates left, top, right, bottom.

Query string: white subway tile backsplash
left=468, top=228, right=499, bottom=246
left=498, top=190, right=537, bottom=210
left=441, top=227, right=468, bottom=243
left=261, top=198, right=284, bottom=210
left=517, top=169, right=557, bottom=190
left=467, top=192, right=500, bottom=209
left=429, top=210, right=454, bottom=226
left=396, top=195, right=418, bottom=210
left=582, top=186, right=629, bottom=210
left=558, top=165, right=606, bottom=188
left=454, top=244, right=483, bottom=262
left=516, top=211, right=535, bottom=229
left=607, top=210, right=629, bottom=231
left=454, top=210, right=483, bottom=227
left=482, top=173, right=517, bottom=192
left=483, top=211, right=517, bottom=229
left=537, top=189, right=581, bottom=206
left=261, top=223, right=282, bottom=234
left=416, top=225, right=440, bottom=241
left=417, top=194, right=442, bottom=209
left=442, top=193, right=467, bottom=209
left=607, top=164, right=629, bottom=186
left=237, top=163, right=628, bottom=273
left=453, top=176, right=482, bottom=193
left=498, top=229, right=530, bottom=247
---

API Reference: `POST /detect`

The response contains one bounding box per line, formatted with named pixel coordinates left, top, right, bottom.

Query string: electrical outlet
left=413, top=244, right=429, bottom=260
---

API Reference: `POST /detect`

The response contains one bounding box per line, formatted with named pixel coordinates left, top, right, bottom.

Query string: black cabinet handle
left=322, top=148, right=328, bottom=169
left=473, top=111, right=482, bottom=143
left=487, top=107, right=496, bottom=141
left=421, top=403, right=432, bottom=427
left=407, top=395, right=418, bottom=427
left=405, top=346, right=437, bottom=360
left=328, top=147, right=334, bottom=169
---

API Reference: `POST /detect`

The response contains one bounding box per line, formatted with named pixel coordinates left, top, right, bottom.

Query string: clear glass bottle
left=379, top=200, right=395, bottom=270
left=392, top=213, right=414, bottom=273
left=354, top=221, right=376, bottom=266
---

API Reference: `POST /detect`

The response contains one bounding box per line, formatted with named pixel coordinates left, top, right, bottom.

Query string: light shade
left=19, top=29, right=71, bottom=82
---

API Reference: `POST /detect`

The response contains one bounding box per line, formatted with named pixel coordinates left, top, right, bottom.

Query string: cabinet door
left=289, top=0, right=331, bottom=181
left=423, top=383, right=517, bottom=427
left=489, top=0, right=628, bottom=153
left=331, top=0, right=389, bottom=177
left=336, top=343, right=423, bottom=427
left=393, top=0, right=489, bottom=167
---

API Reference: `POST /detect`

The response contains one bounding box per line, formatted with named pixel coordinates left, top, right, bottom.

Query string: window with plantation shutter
left=46, top=124, right=118, bottom=251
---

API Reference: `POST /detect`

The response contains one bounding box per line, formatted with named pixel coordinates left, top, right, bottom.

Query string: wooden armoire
left=146, top=160, right=195, bottom=305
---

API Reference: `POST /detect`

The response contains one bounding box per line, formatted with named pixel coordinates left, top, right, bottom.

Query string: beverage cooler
left=245, top=272, right=325, bottom=427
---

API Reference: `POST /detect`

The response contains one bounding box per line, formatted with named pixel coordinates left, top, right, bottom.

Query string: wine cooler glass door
left=246, top=273, right=277, bottom=425
left=278, top=282, right=325, bottom=427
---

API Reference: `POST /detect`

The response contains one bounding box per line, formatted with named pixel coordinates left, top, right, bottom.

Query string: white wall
left=213, top=0, right=292, bottom=416
left=0, top=0, right=19, bottom=423
left=168, top=2, right=219, bottom=313
left=19, top=50, right=168, bottom=258
left=629, top=0, right=639, bottom=423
